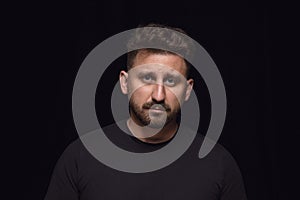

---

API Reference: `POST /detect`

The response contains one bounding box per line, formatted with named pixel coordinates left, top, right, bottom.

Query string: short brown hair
left=126, top=23, right=194, bottom=77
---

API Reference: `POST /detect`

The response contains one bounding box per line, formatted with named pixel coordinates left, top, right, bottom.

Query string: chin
left=147, top=122, right=165, bottom=129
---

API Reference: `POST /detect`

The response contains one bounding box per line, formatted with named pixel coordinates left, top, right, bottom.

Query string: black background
left=4, top=0, right=280, bottom=199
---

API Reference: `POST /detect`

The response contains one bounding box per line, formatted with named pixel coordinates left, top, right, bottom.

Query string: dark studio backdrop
left=6, top=0, right=278, bottom=199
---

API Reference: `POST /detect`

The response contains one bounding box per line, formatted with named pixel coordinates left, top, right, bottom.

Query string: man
left=44, top=24, right=247, bottom=200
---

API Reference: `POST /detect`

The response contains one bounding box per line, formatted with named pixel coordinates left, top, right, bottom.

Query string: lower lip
left=148, top=109, right=165, bottom=114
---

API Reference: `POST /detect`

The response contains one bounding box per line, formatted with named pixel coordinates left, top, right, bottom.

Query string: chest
left=77, top=157, right=222, bottom=200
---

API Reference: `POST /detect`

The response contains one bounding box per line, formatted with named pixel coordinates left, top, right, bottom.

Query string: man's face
left=120, top=53, right=194, bottom=128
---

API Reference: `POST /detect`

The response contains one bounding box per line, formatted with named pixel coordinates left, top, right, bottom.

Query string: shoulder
left=57, top=138, right=90, bottom=167
left=198, top=135, right=241, bottom=172
left=55, top=139, right=83, bottom=168
left=182, top=125, right=236, bottom=162
left=185, top=128, right=241, bottom=176
left=62, top=138, right=84, bottom=156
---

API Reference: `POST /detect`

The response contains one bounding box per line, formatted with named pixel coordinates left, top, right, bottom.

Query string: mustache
left=142, top=102, right=171, bottom=111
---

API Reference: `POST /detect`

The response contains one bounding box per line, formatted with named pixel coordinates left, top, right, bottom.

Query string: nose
left=151, top=84, right=166, bottom=103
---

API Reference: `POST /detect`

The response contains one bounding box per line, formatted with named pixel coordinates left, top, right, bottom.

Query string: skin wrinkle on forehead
left=131, top=52, right=189, bottom=78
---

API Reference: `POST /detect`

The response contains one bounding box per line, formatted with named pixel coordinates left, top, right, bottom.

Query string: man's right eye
left=142, top=75, right=154, bottom=82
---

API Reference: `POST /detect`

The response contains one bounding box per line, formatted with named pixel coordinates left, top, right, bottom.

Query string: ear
left=119, top=70, right=129, bottom=94
left=184, top=79, right=194, bottom=101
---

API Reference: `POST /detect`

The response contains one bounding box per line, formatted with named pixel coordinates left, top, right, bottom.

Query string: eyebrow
left=137, top=71, right=156, bottom=77
left=136, top=71, right=184, bottom=82
left=164, top=72, right=181, bottom=79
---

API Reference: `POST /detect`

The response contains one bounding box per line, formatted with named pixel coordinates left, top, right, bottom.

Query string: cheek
left=128, top=78, right=147, bottom=93
left=166, top=87, right=186, bottom=105
left=130, top=86, right=152, bottom=102
left=165, top=91, right=181, bottom=108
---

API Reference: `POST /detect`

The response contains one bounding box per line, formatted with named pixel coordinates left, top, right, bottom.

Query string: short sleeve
left=44, top=142, right=80, bottom=200
left=220, top=147, right=248, bottom=200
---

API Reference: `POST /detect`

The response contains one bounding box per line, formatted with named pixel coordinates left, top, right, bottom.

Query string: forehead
left=132, top=52, right=187, bottom=76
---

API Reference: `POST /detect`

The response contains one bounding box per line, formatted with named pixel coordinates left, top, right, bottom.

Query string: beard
left=129, top=99, right=180, bottom=128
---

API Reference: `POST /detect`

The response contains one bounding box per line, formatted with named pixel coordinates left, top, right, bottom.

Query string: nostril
left=152, top=85, right=166, bottom=102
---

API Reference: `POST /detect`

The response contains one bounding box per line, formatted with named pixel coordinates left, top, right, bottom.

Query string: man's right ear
left=119, top=70, right=129, bottom=94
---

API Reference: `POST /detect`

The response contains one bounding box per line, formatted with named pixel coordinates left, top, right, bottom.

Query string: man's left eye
left=165, top=78, right=176, bottom=86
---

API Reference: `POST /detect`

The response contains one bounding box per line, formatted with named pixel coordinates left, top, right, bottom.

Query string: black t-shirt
left=44, top=121, right=247, bottom=200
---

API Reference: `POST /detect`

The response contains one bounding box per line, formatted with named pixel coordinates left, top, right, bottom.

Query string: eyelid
left=137, top=72, right=182, bottom=86
left=165, top=76, right=178, bottom=82
left=162, top=79, right=175, bottom=87
left=138, top=73, right=156, bottom=84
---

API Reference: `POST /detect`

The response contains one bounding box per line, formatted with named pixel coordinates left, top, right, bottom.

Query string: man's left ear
left=184, top=79, right=194, bottom=101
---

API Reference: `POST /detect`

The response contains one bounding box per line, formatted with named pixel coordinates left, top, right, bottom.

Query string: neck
left=126, top=118, right=178, bottom=144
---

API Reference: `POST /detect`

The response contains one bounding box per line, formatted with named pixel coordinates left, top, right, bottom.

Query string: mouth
left=150, top=105, right=165, bottom=111
left=143, top=103, right=170, bottom=113
left=148, top=109, right=165, bottom=114
left=146, top=105, right=167, bottom=115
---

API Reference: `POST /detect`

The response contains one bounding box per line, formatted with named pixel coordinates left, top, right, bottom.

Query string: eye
left=142, top=74, right=155, bottom=83
left=144, top=75, right=152, bottom=81
left=164, top=77, right=176, bottom=86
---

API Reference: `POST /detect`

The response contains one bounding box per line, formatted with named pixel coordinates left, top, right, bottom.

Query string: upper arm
left=219, top=148, right=248, bottom=200
left=44, top=142, right=80, bottom=200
